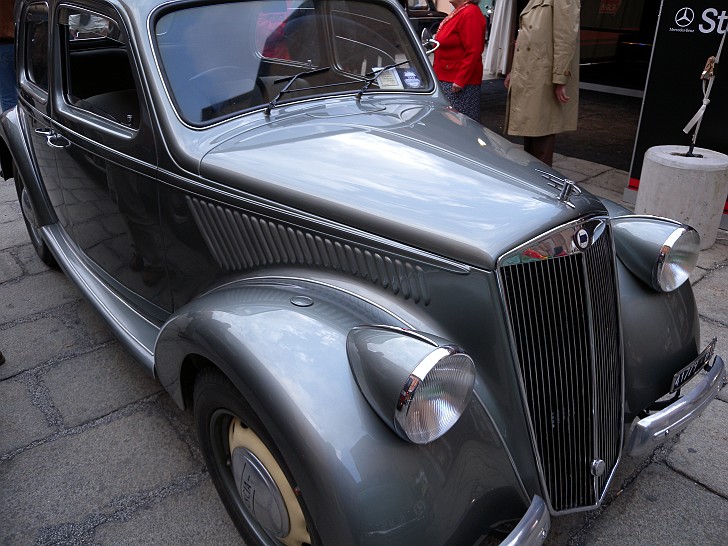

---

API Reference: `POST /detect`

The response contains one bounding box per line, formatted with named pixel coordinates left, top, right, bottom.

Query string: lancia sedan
left=0, top=0, right=725, bottom=545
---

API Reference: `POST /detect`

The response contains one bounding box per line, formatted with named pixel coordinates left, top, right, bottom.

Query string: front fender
left=155, top=278, right=530, bottom=545
left=617, top=252, right=701, bottom=418
left=601, top=198, right=702, bottom=417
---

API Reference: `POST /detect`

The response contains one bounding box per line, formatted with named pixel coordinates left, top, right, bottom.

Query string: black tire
left=193, top=368, right=320, bottom=546
left=14, top=165, right=57, bottom=268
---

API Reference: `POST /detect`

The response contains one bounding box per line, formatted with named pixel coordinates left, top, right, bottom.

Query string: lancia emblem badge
left=575, top=228, right=590, bottom=250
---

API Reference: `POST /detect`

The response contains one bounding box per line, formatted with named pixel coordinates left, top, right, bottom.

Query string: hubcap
left=228, top=417, right=311, bottom=546
left=231, top=446, right=290, bottom=538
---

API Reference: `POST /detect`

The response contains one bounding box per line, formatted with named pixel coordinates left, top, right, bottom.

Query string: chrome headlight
left=612, top=216, right=700, bottom=292
left=347, top=326, right=476, bottom=444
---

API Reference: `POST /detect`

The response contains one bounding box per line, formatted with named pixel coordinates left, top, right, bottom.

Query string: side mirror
left=421, top=28, right=440, bottom=53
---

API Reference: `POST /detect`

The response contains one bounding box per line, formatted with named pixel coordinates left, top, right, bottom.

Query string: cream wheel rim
left=228, top=417, right=311, bottom=546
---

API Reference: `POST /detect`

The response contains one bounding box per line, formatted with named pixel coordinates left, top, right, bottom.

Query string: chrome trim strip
left=498, top=215, right=609, bottom=266
left=42, top=224, right=158, bottom=375
left=654, top=226, right=693, bottom=290
left=500, top=495, right=550, bottom=546
left=625, top=355, right=726, bottom=456
left=409, top=346, right=457, bottom=380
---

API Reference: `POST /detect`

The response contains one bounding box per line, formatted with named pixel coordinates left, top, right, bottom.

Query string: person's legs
left=523, top=134, right=556, bottom=166
left=0, top=43, right=18, bottom=112
left=441, top=82, right=481, bottom=122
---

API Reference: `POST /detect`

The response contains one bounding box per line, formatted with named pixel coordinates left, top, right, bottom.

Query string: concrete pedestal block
left=635, top=145, right=728, bottom=249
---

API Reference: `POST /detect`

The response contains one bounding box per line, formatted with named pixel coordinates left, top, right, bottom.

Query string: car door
left=48, top=4, right=172, bottom=315
left=17, top=1, right=69, bottom=230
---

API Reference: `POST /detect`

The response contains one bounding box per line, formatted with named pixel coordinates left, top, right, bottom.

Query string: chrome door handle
left=36, top=126, right=70, bottom=148
left=46, top=133, right=70, bottom=148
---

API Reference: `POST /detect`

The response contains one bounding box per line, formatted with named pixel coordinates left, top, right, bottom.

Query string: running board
left=42, top=224, right=159, bottom=376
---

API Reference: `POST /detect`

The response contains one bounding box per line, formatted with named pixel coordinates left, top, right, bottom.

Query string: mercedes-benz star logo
left=675, top=7, right=694, bottom=28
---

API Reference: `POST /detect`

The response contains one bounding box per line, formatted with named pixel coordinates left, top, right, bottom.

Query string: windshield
left=154, top=0, right=433, bottom=125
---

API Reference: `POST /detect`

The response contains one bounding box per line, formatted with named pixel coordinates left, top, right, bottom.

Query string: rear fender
left=155, top=277, right=530, bottom=545
left=0, top=107, right=57, bottom=226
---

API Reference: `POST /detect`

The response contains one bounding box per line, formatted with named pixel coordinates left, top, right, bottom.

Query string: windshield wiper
left=356, top=60, right=409, bottom=100
left=265, top=66, right=331, bottom=116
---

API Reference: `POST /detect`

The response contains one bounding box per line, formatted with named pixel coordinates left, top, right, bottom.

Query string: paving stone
left=580, top=168, right=630, bottom=193
left=0, top=408, right=200, bottom=545
left=696, top=238, right=728, bottom=270
left=698, top=318, right=728, bottom=403
left=0, top=316, right=77, bottom=380
left=67, top=300, right=116, bottom=346
left=552, top=166, right=591, bottom=183
left=692, top=266, right=728, bottom=324
left=44, top=344, right=162, bottom=428
left=0, top=201, right=21, bottom=224
left=552, top=155, right=613, bottom=178
left=667, top=401, right=728, bottom=499
left=93, top=476, right=243, bottom=545
left=0, top=251, right=23, bottom=283
left=0, top=180, right=16, bottom=203
left=0, top=271, right=80, bottom=324
left=0, top=379, right=56, bottom=454
left=0, top=220, right=30, bottom=252
left=581, top=462, right=728, bottom=545
left=15, top=243, right=53, bottom=275
left=690, top=266, right=710, bottom=285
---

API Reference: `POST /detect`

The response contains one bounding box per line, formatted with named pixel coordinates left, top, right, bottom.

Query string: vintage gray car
left=1, top=0, right=725, bottom=545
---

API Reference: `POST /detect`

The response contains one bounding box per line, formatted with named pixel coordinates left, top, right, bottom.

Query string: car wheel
left=194, top=369, right=319, bottom=546
left=14, top=165, right=57, bottom=268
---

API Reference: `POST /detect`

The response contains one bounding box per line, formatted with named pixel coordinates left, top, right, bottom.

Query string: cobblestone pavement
left=1, top=158, right=727, bottom=544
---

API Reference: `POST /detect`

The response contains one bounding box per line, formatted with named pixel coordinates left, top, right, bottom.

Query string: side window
left=25, top=3, right=49, bottom=91
left=58, top=7, right=140, bottom=129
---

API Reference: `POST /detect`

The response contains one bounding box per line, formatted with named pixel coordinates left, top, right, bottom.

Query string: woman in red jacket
left=433, top=0, right=486, bottom=121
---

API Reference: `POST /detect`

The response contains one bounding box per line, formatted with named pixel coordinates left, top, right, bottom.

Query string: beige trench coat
left=505, top=0, right=580, bottom=137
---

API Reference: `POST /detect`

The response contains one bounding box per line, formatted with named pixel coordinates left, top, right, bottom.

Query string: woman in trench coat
left=504, top=0, right=580, bottom=166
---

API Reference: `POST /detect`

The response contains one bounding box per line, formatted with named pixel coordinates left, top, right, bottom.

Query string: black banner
left=630, top=1, right=727, bottom=215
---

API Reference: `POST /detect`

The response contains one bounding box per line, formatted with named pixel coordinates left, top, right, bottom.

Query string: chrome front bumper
left=500, top=495, right=550, bottom=546
left=625, top=355, right=726, bottom=456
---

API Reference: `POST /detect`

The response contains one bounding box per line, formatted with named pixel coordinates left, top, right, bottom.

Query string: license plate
left=670, top=338, right=717, bottom=392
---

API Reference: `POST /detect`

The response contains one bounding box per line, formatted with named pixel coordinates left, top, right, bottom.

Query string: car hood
left=200, top=98, right=606, bottom=270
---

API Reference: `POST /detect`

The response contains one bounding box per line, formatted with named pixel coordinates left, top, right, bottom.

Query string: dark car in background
left=1, top=0, right=725, bottom=545
left=399, top=0, right=446, bottom=36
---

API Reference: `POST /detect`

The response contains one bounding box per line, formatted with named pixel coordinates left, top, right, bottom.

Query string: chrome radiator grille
left=498, top=219, right=622, bottom=512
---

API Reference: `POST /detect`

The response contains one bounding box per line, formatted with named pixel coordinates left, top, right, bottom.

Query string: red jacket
left=433, top=4, right=486, bottom=87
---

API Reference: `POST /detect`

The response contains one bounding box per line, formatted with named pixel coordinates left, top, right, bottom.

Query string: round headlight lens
left=656, top=227, right=700, bottom=292
left=395, top=349, right=476, bottom=444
